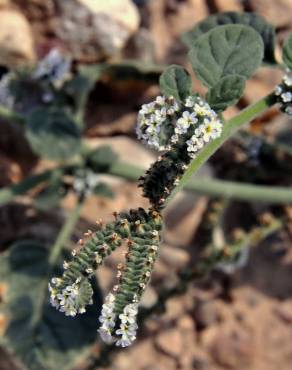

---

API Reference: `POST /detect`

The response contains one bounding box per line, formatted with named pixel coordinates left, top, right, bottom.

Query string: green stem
left=49, top=197, right=84, bottom=266
left=1, top=159, right=292, bottom=207
left=167, top=93, right=276, bottom=203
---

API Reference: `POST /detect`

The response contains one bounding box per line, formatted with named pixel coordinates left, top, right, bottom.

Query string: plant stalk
left=49, top=196, right=84, bottom=266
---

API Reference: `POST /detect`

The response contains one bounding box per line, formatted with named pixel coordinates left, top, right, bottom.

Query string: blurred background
left=0, top=1, right=292, bottom=370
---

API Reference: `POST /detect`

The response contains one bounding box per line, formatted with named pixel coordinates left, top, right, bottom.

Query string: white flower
left=200, top=118, right=222, bottom=143
left=116, top=336, right=133, bottom=347
left=98, top=326, right=116, bottom=344
left=175, top=111, right=197, bottom=134
left=33, top=48, right=71, bottom=84
left=283, top=74, right=292, bottom=87
left=155, top=95, right=166, bottom=105
left=281, top=92, right=292, bottom=103
left=0, top=73, right=14, bottom=108
left=275, top=85, right=283, bottom=96
left=185, top=96, right=196, bottom=107
left=49, top=278, right=88, bottom=316
left=285, top=106, right=292, bottom=115
left=194, top=102, right=211, bottom=116
left=186, top=136, right=204, bottom=153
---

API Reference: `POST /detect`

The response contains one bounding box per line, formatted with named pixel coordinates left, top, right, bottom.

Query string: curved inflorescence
left=49, top=208, right=162, bottom=346
left=50, top=93, right=223, bottom=347
left=275, top=71, right=292, bottom=115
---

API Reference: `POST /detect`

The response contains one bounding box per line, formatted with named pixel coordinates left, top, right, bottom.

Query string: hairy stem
left=1, top=161, right=292, bottom=206
left=167, top=93, right=276, bottom=203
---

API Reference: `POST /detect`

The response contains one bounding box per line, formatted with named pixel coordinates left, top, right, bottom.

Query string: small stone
left=274, top=302, right=292, bottom=324
left=140, top=287, right=158, bottom=308
left=56, top=0, right=140, bottom=61
left=0, top=9, right=36, bottom=66
left=160, top=245, right=190, bottom=269
left=193, top=300, right=220, bottom=330
left=155, top=328, right=184, bottom=357
left=210, top=328, right=255, bottom=369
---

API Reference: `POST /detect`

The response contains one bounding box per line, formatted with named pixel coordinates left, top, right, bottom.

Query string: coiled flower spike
left=49, top=208, right=163, bottom=347
left=137, top=95, right=223, bottom=209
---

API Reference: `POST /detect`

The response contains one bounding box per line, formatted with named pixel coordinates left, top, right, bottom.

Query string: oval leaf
left=206, top=75, right=246, bottom=112
left=26, top=107, right=81, bottom=161
left=283, top=34, right=292, bottom=70
left=188, top=24, right=264, bottom=88
left=0, top=241, right=102, bottom=370
left=159, top=65, right=192, bottom=102
left=182, top=11, right=276, bottom=64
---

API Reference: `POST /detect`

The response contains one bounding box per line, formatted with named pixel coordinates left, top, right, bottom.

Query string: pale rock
left=140, top=286, right=158, bottom=308
left=250, top=0, right=292, bottom=27
left=214, top=0, right=242, bottom=11
left=155, top=328, right=184, bottom=357
left=0, top=9, right=36, bottom=66
left=56, top=0, right=140, bottom=61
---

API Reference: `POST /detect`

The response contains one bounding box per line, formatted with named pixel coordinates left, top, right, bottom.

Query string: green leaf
left=86, top=145, right=118, bottom=173
left=0, top=241, right=102, bottom=370
left=182, top=11, right=276, bottom=64
left=206, top=75, right=246, bottom=112
left=34, top=173, right=67, bottom=210
left=159, top=65, right=192, bottom=101
left=188, top=24, right=264, bottom=88
left=283, top=34, right=292, bottom=70
left=93, top=182, right=114, bottom=198
left=26, top=107, right=81, bottom=161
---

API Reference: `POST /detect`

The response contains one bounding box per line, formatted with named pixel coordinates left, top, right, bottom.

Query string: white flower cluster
left=33, top=48, right=71, bottom=85
left=173, top=96, right=222, bottom=158
left=0, top=73, right=14, bottom=108
left=49, top=277, right=90, bottom=316
left=136, top=95, right=180, bottom=150
left=98, top=293, right=139, bottom=347
left=98, top=293, right=117, bottom=344
left=73, top=169, right=100, bottom=196
left=136, top=95, right=222, bottom=158
left=275, top=72, right=292, bottom=115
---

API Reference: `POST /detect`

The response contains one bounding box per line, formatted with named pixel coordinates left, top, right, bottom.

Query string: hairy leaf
left=188, top=24, right=264, bottom=88
left=93, top=182, right=115, bottom=198
left=26, top=107, right=81, bottom=161
left=206, top=75, right=246, bottom=112
left=86, top=145, right=118, bottom=172
left=182, top=11, right=276, bottom=64
left=283, top=34, right=292, bottom=70
left=159, top=65, right=192, bottom=101
left=0, top=241, right=102, bottom=370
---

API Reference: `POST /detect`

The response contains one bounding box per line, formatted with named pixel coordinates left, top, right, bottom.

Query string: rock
left=155, top=328, right=184, bottom=357
left=193, top=300, right=220, bottom=330
left=160, top=245, right=190, bottom=269
left=250, top=0, right=292, bottom=27
left=210, top=327, right=255, bottom=369
left=0, top=9, right=36, bottom=66
left=274, top=302, right=292, bottom=324
left=214, top=0, right=242, bottom=11
left=56, top=0, right=140, bottom=61
left=140, top=286, right=158, bottom=308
